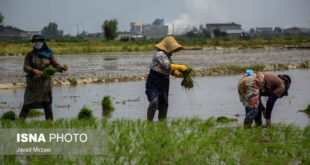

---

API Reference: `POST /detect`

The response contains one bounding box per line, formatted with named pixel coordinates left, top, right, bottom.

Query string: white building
left=206, top=22, right=242, bottom=38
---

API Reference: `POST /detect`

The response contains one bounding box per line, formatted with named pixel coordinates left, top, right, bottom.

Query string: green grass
left=0, top=118, right=309, bottom=164
left=297, top=61, right=309, bottom=69
left=195, top=64, right=266, bottom=76
left=1, top=37, right=310, bottom=56
left=67, top=78, right=77, bottom=86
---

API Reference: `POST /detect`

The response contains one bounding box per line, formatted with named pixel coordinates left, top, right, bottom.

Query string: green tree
left=0, top=11, right=4, bottom=24
left=213, top=28, right=228, bottom=38
left=41, top=22, right=63, bottom=39
left=102, top=19, right=118, bottom=41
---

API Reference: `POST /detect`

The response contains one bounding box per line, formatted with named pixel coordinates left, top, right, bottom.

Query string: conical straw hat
left=155, top=36, right=183, bottom=53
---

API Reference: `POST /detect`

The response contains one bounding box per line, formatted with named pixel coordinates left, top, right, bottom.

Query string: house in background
left=142, top=24, right=168, bottom=39
left=283, top=27, right=310, bottom=36
left=130, top=20, right=168, bottom=39
left=116, top=31, right=132, bottom=41
left=206, top=22, right=242, bottom=38
left=130, top=22, right=143, bottom=39
left=0, top=25, right=30, bottom=40
left=255, top=27, right=273, bottom=35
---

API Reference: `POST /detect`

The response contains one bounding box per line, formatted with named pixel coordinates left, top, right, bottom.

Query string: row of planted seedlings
left=1, top=106, right=310, bottom=164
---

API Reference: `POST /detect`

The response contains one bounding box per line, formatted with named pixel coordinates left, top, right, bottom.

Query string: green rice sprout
left=42, top=65, right=63, bottom=79
left=78, top=107, right=93, bottom=120
left=216, top=116, right=238, bottom=123
left=1, top=111, right=17, bottom=120
left=28, top=109, right=44, bottom=117
left=102, top=96, right=114, bottom=111
left=181, top=66, right=194, bottom=89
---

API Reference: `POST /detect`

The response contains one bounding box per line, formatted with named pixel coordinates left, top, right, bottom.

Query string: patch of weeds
left=78, top=107, right=93, bottom=120
left=277, top=63, right=289, bottom=70
left=297, top=61, right=309, bottom=69
left=67, top=78, right=77, bottom=86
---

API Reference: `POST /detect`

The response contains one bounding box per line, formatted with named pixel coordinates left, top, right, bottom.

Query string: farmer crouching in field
left=146, top=36, right=188, bottom=122
left=238, top=70, right=291, bottom=128
left=19, top=34, right=68, bottom=121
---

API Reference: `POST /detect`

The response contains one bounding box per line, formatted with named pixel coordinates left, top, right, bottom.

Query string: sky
left=0, top=0, right=309, bottom=35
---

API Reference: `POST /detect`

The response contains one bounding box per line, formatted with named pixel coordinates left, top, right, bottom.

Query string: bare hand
left=63, top=65, right=68, bottom=71
left=266, top=119, right=271, bottom=127
left=33, top=69, right=43, bottom=77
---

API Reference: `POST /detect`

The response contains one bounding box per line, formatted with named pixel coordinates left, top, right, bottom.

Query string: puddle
left=0, top=69, right=309, bottom=127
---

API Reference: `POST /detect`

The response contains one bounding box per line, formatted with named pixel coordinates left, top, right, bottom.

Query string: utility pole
left=77, top=24, right=79, bottom=35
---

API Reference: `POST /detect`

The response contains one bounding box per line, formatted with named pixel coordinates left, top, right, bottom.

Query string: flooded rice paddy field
left=0, top=48, right=310, bottom=84
left=0, top=69, right=309, bottom=127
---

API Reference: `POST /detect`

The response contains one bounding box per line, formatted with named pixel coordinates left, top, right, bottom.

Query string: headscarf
left=277, top=74, right=291, bottom=97
left=155, top=36, right=183, bottom=54
left=31, top=34, right=53, bottom=58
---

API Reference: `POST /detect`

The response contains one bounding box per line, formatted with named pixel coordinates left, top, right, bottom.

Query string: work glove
left=171, top=64, right=188, bottom=72
left=172, top=70, right=183, bottom=78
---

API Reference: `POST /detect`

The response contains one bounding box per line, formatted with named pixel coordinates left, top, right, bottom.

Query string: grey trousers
left=147, top=91, right=168, bottom=122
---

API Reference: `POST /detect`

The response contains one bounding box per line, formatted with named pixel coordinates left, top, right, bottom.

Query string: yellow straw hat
left=155, top=36, right=183, bottom=53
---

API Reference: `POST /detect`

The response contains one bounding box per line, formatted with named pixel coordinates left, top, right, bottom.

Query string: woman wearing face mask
left=19, top=34, right=68, bottom=120
left=145, top=36, right=188, bottom=122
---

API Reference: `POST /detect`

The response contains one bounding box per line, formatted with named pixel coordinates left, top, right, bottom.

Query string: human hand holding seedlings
left=33, top=69, right=43, bottom=78
left=171, top=64, right=188, bottom=72
left=172, top=70, right=183, bottom=78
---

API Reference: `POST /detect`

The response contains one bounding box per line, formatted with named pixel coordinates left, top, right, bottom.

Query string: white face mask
left=32, top=42, right=43, bottom=50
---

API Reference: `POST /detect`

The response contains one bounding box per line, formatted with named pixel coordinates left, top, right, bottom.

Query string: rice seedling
left=216, top=116, right=238, bottom=123
left=299, top=104, right=310, bottom=117
left=28, top=109, right=44, bottom=117
left=0, top=118, right=309, bottom=164
left=102, top=95, right=114, bottom=111
left=42, top=66, right=63, bottom=79
left=77, top=107, right=93, bottom=120
left=181, top=66, right=194, bottom=89
left=1, top=111, right=17, bottom=120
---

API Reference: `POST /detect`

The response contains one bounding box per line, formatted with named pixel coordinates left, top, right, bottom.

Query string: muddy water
left=0, top=48, right=310, bottom=84
left=0, top=69, right=309, bottom=127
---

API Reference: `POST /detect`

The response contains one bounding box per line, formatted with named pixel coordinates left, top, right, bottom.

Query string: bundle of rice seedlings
left=181, top=66, right=194, bottom=89
left=42, top=66, right=63, bottom=79
left=78, top=107, right=93, bottom=120
left=1, top=111, right=17, bottom=120
left=102, top=96, right=114, bottom=111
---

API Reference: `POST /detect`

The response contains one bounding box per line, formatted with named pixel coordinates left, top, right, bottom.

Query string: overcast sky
left=0, top=0, right=309, bottom=35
